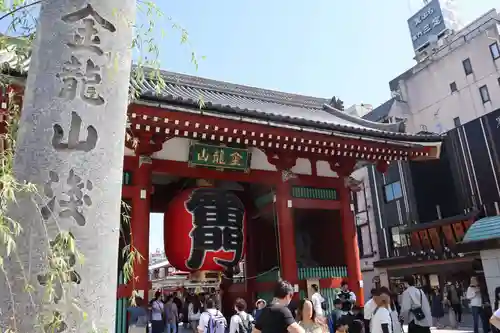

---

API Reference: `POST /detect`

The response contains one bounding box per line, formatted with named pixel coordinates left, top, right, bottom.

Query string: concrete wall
left=392, top=10, right=500, bottom=134
left=480, top=248, right=500, bottom=303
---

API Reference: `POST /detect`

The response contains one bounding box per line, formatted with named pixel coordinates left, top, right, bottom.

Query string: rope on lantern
left=221, top=266, right=280, bottom=281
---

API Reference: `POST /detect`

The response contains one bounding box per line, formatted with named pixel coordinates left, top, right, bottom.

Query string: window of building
left=355, top=190, right=366, bottom=212
left=490, top=42, right=500, bottom=60
left=449, top=82, right=457, bottom=93
left=384, top=181, right=402, bottom=202
left=462, top=58, right=473, bottom=76
left=453, top=116, right=461, bottom=127
left=356, top=211, right=372, bottom=257
left=390, top=226, right=410, bottom=252
left=480, top=85, right=491, bottom=103
left=357, top=224, right=373, bottom=257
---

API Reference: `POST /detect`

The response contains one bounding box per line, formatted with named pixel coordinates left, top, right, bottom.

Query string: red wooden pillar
left=276, top=181, right=298, bottom=285
left=340, top=186, right=364, bottom=305
left=245, top=213, right=257, bottom=304
left=131, top=155, right=152, bottom=300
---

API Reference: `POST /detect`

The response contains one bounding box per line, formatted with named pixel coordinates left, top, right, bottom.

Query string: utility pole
left=0, top=0, right=135, bottom=332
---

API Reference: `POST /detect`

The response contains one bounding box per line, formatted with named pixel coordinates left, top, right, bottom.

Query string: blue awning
left=462, top=216, right=500, bottom=243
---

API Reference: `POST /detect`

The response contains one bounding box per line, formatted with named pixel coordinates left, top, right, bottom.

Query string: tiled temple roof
left=0, top=38, right=441, bottom=143
left=132, top=69, right=442, bottom=143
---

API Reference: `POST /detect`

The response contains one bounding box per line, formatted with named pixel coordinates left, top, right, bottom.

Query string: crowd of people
left=125, top=276, right=500, bottom=333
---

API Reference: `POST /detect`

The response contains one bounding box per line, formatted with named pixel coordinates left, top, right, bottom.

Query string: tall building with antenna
left=387, top=1, right=500, bottom=134
left=439, top=0, right=463, bottom=31
left=357, top=1, right=500, bottom=301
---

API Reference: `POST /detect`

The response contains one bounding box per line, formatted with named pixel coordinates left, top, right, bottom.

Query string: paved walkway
left=179, top=312, right=483, bottom=333
left=403, top=312, right=483, bottom=333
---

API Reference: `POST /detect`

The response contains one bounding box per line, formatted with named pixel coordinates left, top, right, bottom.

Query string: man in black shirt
left=253, top=280, right=304, bottom=333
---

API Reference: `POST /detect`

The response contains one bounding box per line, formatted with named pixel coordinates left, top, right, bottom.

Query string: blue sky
left=148, top=0, right=498, bottom=253
left=141, top=0, right=497, bottom=108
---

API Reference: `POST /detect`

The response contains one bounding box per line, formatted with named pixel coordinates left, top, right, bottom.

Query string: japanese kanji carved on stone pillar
left=0, top=1, right=135, bottom=332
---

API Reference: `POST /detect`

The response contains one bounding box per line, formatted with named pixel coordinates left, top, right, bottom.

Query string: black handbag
left=410, top=290, right=426, bottom=321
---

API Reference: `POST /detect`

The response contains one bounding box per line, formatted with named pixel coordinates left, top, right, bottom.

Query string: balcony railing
left=298, top=266, right=347, bottom=279
left=255, top=266, right=347, bottom=282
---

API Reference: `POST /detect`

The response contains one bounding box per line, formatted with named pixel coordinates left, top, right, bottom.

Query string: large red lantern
left=164, top=187, right=246, bottom=272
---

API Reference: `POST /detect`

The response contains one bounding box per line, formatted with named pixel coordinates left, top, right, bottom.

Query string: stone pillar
left=131, top=155, right=152, bottom=300
left=340, top=187, right=364, bottom=305
left=276, top=181, right=298, bottom=284
left=0, top=1, right=135, bottom=332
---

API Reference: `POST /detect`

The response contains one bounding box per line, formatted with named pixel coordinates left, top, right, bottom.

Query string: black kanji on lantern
left=185, top=188, right=245, bottom=270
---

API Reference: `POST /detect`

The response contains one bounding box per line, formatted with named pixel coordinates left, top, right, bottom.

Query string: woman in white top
left=189, top=295, right=203, bottom=333
left=150, top=291, right=165, bottom=333
left=467, top=277, right=485, bottom=333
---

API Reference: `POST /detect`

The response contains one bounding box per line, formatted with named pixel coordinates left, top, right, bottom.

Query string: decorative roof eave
left=322, top=103, right=404, bottom=133
left=0, top=39, right=442, bottom=155
left=129, top=101, right=441, bottom=162
left=135, top=96, right=442, bottom=144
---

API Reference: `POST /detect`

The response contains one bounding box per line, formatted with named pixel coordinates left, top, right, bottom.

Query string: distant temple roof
left=362, top=98, right=396, bottom=123
left=0, top=37, right=442, bottom=143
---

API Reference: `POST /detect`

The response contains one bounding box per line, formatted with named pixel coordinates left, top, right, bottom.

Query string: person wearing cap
left=253, top=299, right=267, bottom=322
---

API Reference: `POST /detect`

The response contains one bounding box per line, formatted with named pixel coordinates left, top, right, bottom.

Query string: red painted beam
left=152, top=158, right=280, bottom=184
left=292, top=198, right=341, bottom=210
left=129, top=105, right=434, bottom=160
left=123, top=156, right=344, bottom=188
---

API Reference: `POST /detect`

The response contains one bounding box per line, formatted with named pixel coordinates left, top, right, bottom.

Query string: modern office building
left=358, top=3, right=500, bottom=297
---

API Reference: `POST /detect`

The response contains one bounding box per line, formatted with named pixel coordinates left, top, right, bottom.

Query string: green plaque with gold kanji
left=189, top=143, right=251, bottom=172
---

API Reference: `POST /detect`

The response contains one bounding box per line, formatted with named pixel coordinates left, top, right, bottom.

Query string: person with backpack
left=229, top=298, right=254, bottom=333
left=197, top=298, right=227, bottom=333
left=311, top=284, right=326, bottom=318
left=338, top=281, right=356, bottom=314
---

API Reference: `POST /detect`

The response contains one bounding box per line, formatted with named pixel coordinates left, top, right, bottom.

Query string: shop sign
left=407, top=0, right=447, bottom=51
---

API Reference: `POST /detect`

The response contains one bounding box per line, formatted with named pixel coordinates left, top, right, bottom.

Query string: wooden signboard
left=442, top=224, right=457, bottom=249
left=418, top=230, right=432, bottom=249
left=189, top=142, right=251, bottom=172
left=452, top=222, right=466, bottom=241
left=428, top=227, right=442, bottom=251
left=410, top=232, right=422, bottom=252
